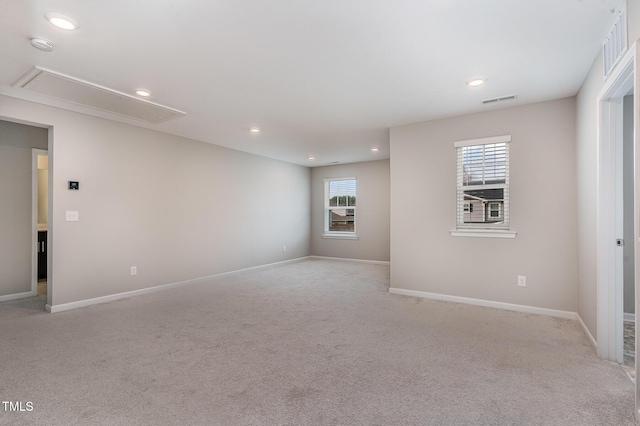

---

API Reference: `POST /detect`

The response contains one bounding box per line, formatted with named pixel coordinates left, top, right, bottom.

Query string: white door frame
left=596, top=41, right=638, bottom=416
left=596, top=44, right=634, bottom=362
left=32, top=148, right=48, bottom=298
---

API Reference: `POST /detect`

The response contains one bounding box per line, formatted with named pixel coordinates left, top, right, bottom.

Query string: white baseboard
left=576, top=313, right=597, bottom=351
left=309, top=255, right=390, bottom=265
left=0, top=289, right=36, bottom=302
left=388, top=287, right=577, bottom=320
left=624, top=313, right=635, bottom=323
left=47, top=257, right=310, bottom=313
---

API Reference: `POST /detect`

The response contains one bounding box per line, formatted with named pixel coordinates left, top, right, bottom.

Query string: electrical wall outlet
left=282, top=245, right=287, bottom=253
left=518, top=275, right=526, bottom=287
left=131, top=266, right=137, bottom=276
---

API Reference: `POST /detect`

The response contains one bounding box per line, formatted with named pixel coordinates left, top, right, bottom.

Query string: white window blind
left=328, top=179, right=356, bottom=207
left=455, top=135, right=510, bottom=229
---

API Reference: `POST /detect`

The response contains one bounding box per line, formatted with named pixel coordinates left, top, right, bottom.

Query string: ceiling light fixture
left=30, top=38, right=54, bottom=52
left=135, top=89, right=151, bottom=97
left=307, top=156, right=315, bottom=161
left=249, top=127, right=260, bottom=134
left=466, top=78, right=486, bottom=87
left=370, top=147, right=380, bottom=152
left=45, top=13, right=78, bottom=31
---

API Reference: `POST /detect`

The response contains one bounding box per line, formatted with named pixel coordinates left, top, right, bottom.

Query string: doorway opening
left=0, top=119, right=49, bottom=306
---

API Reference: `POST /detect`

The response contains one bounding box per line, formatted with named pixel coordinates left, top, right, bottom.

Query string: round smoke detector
left=30, top=38, right=54, bottom=52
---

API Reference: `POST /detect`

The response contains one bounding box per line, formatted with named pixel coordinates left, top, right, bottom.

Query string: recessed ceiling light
left=30, top=38, right=54, bottom=52
left=135, top=89, right=151, bottom=97
left=249, top=127, right=260, bottom=134
left=45, top=13, right=78, bottom=31
left=466, top=78, right=486, bottom=87
left=370, top=147, right=380, bottom=152
left=307, top=156, right=315, bottom=161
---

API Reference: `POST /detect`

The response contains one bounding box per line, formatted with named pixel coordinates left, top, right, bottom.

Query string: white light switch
left=66, top=211, right=79, bottom=222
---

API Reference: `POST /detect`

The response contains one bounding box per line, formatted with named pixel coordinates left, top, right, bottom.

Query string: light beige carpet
left=0, top=259, right=634, bottom=425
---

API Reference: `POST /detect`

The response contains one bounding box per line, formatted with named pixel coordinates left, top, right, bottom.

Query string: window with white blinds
left=324, top=177, right=356, bottom=235
left=454, top=135, right=510, bottom=229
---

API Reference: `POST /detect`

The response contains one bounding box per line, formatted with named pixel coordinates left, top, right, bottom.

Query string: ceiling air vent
left=482, top=94, right=518, bottom=105
left=13, top=66, right=186, bottom=123
left=603, top=5, right=627, bottom=77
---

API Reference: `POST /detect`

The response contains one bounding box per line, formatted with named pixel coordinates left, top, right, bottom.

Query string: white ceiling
left=0, top=0, right=622, bottom=166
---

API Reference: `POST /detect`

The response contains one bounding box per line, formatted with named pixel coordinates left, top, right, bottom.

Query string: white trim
left=323, top=176, right=356, bottom=183
left=46, top=128, right=53, bottom=307
left=624, top=313, right=636, bottom=323
left=33, top=149, right=48, bottom=292
left=450, top=229, right=517, bottom=238
left=577, top=313, right=598, bottom=352
left=309, top=255, right=390, bottom=265
left=0, top=290, right=36, bottom=303
left=453, top=134, right=511, bottom=148
left=45, top=257, right=310, bottom=313
left=324, top=177, right=357, bottom=236
left=321, top=233, right=359, bottom=240
left=632, top=44, right=640, bottom=419
left=388, top=287, right=576, bottom=320
left=596, top=42, right=636, bottom=363
left=31, top=150, right=40, bottom=297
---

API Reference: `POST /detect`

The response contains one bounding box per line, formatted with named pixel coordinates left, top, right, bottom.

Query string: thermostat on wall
left=68, top=181, right=79, bottom=190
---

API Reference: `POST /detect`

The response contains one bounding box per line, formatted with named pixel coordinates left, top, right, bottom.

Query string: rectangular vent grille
left=13, top=67, right=186, bottom=124
left=482, top=94, right=518, bottom=105
left=603, top=5, right=627, bottom=77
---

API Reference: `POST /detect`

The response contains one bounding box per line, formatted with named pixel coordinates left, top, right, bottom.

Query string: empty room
left=1, top=0, right=640, bottom=424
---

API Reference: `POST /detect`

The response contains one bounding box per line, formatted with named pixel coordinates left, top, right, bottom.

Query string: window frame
left=489, top=203, right=500, bottom=218
left=323, top=177, right=358, bottom=240
left=451, top=135, right=516, bottom=239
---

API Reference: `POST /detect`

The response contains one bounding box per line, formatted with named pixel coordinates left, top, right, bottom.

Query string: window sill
left=450, top=229, right=517, bottom=239
left=322, top=234, right=359, bottom=240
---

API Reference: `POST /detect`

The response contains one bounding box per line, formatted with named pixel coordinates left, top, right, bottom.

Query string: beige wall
left=575, top=1, right=640, bottom=338
left=575, top=53, right=602, bottom=337
left=310, top=160, right=390, bottom=262
left=0, top=95, right=311, bottom=307
left=390, top=97, right=577, bottom=312
left=0, top=120, right=48, bottom=297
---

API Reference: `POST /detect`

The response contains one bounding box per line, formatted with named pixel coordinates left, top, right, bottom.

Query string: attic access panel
left=13, top=67, right=186, bottom=124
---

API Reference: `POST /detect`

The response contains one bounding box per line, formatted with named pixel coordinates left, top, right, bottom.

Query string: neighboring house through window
left=454, top=135, right=511, bottom=235
left=323, top=177, right=357, bottom=239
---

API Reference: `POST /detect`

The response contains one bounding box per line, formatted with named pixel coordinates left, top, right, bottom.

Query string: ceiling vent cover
left=13, top=67, right=186, bottom=123
left=603, top=5, right=627, bottom=77
left=482, top=94, right=518, bottom=105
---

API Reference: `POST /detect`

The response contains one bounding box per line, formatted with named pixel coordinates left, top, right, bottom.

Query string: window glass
left=456, top=137, right=510, bottom=229
left=325, top=178, right=356, bottom=235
